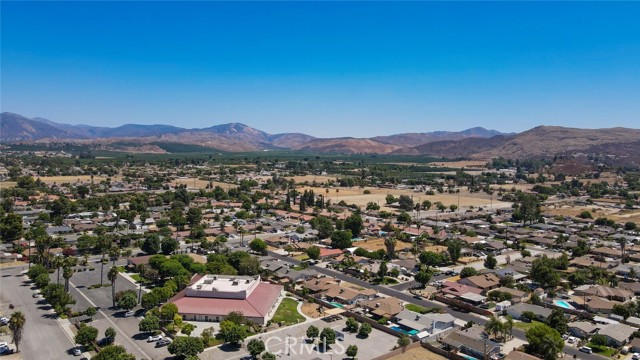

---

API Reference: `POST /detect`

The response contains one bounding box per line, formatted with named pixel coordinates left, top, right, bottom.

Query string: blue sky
left=2, top=1, right=639, bottom=137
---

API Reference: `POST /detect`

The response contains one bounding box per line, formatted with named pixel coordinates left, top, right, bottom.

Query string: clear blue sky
left=2, top=1, right=638, bottom=137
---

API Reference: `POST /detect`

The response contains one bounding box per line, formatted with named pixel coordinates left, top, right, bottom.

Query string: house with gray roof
left=394, top=309, right=455, bottom=335
left=506, top=303, right=552, bottom=321
left=568, top=321, right=598, bottom=339
left=598, top=323, right=637, bottom=347
left=441, top=326, right=502, bottom=359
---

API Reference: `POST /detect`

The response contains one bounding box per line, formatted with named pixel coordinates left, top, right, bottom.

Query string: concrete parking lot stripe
left=69, top=280, right=152, bottom=359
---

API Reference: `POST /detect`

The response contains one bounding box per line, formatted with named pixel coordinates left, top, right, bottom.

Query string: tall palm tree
left=503, top=315, right=514, bottom=340
left=107, top=266, right=119, bottom=308
left=484, top=316, right=503, bottom=342
left=53, top=256, right=64, bottom=285
left=9, top=311, right=25, bottom=353
left=109, top=246, right=120, bottom=266
left=63, top=266, right=73, bottom=293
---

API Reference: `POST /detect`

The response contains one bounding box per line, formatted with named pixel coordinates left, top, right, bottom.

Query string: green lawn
left=405, top=304, right=436, bottom=314
left=513, top=320, right=543, bottom=331
left=586, top=343, right=616, bottom=357
left=271, top=298, right=305, bottom=325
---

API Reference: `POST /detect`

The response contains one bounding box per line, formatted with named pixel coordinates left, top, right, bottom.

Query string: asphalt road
left=267, top=251, right=608, bottom=360
left=0, top=265, right=78, bottom=360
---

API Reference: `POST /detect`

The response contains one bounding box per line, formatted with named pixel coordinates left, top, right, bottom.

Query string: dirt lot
left=298, top=186, right=497, bottom=211
left=300, top=302, right=323, bottom=318
left=387, top=346, right=448, bottom=360
left=543, top=204, right=640, bottom=225
left=353, top=238, right=414, bottom=252
left=0, top=175, right=122, bottom=188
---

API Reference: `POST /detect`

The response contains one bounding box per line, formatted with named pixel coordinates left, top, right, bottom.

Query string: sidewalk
left=56, top=317, right=91, bottom=359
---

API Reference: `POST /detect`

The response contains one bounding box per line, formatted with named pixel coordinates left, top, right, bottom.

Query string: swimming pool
left=554, top=300, right=573, bottom=309
left=329, top=301, right=344, bottom=308
left=390, top=326, right=419, bottom=335
left=461, top=355, right=479, bottom=360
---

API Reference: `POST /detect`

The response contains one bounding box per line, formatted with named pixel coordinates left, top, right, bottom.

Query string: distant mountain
left=372, top=127, right=506, bottom=147
left=2, top=112, right=639, bottom=165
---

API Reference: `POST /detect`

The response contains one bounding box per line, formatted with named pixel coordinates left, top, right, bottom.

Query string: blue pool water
left=329, top=302, right=344, bottom=308
left=555, top=300, right=572, bottom=309
left=390, top=326, right=419, bottom=335
left=461, top=355, right=479, bottom=360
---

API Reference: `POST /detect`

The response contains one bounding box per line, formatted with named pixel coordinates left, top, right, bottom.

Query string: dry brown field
left=300, top=302, right=323, bottom=318
left=427, top=160, right=488, bottom=169
left=354, top=238, right=413, bottom=252
left=386, top=346, right=448, bottom=360
left=543, top=204, right=640, bottom=224
left=170, top=178, right=235, bottom=190
left=298, top=186, right=498, bottom=210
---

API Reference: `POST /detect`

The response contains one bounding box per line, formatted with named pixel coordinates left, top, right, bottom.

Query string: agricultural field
left=543, top=204, right=640, bottom=224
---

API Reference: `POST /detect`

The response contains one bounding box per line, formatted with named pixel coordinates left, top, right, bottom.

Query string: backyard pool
left=329, top=302, right=344, bottom=308
left=554, top=300, right=574, bottom=309
left=390, top=326, right=419, bottom=336
left=461, top=355, right=479, bottom=360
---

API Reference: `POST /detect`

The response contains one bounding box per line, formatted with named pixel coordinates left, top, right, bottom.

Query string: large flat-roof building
left=170, top=274, right=283, bottom=325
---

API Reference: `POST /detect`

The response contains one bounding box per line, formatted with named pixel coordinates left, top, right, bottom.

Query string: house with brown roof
left=488, top=287, right=529, bottom=303
left=440, top=281, right=483, bottom=298
left=360, top=297, right=404, bottom=319
left=323, top=285, right=377, bottom=305
left=574, top=284, right=633, bottom=302
left=458, top=273, right=501, bottom=294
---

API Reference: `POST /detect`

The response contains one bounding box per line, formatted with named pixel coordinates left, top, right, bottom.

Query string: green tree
left=218, top=320, right=248, bottom=345
left=306, top=325, right=319, bottom=340
left=414, top=268, right=433, bottom=288
left=484, top=315, right=504, bottom=341
left=160, top=303, right=179, bottom=328
left=530, top=255, right=561, bottom=288
left=181, top=323, right=196, bottom=336
left=0, top=213, right=24, bottom=241
left=104, top=327, right=116, bottom=345
left=116, top=291, right=137, bottom=311
left=484, top=254, right=497, bottom=269
left=142, top=234, right=161, bottom=255
left=161, top=237, right=179, bottom=255
left=319, top=327, right=336, bottom=348
left=397, top=334, right=411, bottom=352
left=447, top=240, right=463, bottom=263
left=398, top=195, right=414, bottom=211
left=591, top=334, right=608, bottom=346
left=34, top=273, right=50, bottom=289
left=8, top=311, right=25, bottom=353
left=186, top=207, right=203, bottom=228
left=358, top=322, right=372, bottom=338
left=138, top=315, right=160, bottom=333
left=310, top=216, right=334, bottom=239
left=346, top=317, right=359, bottom=332
left=84, top=306, right=97, bottom=322
left=330, top=230, right=353, bottom=249
left=249, top=238, right=267, bottom=254
left=167, top=336, right=205, bottom=358
left=613, top=304, right=631, bottom=319
left=344, top=213, right=364, bottom=238
left=92, top=345, right=135, bottom=360
left=346, top=345, right=358, bottom=359
left=262, top=353, right=276, bottom=360
left=545, top=309, right=568, bottom=335
left=460, top=267, right=478, bottom=278
left=247, top=338, right=265, bottom=358
left=419, top=251, right=447, bottom=268
left=75, top=323, right=99, bottom=347
left=307, top=246, right=321, bottom=260
left=525, top=324, right=564, bottom=360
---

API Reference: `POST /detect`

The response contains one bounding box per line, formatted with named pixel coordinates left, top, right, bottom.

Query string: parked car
left=0, top=317, right=8, bottom=325
left=73, top=347, right=82, bottom=356
left=579, top=347, right=593, bottom=354
left=147, top=335, right=163, bottom=342
left=124, top=311, right=135, bottom=317
left=155, top=339, right=171, bottom=347
left=632, top=353, right=640, bottom=360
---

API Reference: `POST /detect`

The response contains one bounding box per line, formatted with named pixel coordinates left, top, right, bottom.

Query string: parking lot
left=200, top=316, right=400, bottom=360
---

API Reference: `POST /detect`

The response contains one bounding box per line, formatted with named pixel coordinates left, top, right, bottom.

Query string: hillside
left=294, top=138, right=402, bottom=154
left=372, top=127, right=504, bottom=147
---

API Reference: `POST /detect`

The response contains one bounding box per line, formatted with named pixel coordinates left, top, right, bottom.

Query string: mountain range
left=2, top=112, right=640, bottom=165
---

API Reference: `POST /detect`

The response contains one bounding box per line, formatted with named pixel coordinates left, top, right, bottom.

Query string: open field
left=299, top=186, right=499, bottom=210
left=543, top=205, right=640, bottom=224
left=354, top=238, right=414, bottom=252
left=387, top=346, right=448, bottom=360
left=170, top=178, right=236, bottom=190
left=427, top=160, right=488, bottom=169
left=300, top=302, right=323, bottom=318
left=1, top=175, right=121, bottom=188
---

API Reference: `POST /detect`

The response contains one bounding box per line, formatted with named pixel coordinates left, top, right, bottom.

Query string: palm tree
left=109, top=246, right=120, bottom=266
left=53, top=256, right=64, bottom=285
left=484, top=315, right=503, bottom=342
left=107, top=266, right=119, bottom=308
left=63, top=266, right=73, bottom=293
left=503, top=315, right=514, bottom=340
left=9, top=311, right=25, bottom=353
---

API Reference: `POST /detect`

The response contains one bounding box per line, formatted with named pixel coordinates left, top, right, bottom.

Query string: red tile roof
left=171, top=282, right=283, bottom=318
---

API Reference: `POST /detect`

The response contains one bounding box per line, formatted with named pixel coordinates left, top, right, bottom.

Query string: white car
left=72, top=347, right=82, bottom=356
left=0, top=317, right=8, bottom=325
left=632, top=353, right=640, bottom=360
left=147, top=335, right=163, bottom=342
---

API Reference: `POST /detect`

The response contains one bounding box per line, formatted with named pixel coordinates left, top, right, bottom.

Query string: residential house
left=567, top=321, right=598, bottom=339
left=488, top=287, right=529, bottom=303
left=360, top=297, right=404, bottom=319
left=440, top=282, right=483, bottom=299
left=574, top=285, right=633, bottom=302
left=506, top=303, right=552, bottom=321
left=505, top=351, right=542, bottom=360
left=458, top=273, right=501, bottom=294
left=598, top=323, right=637, bottom=347
left=441, top=326, right=502, bottom=359
left=394, top=309, right=455, bottom=335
